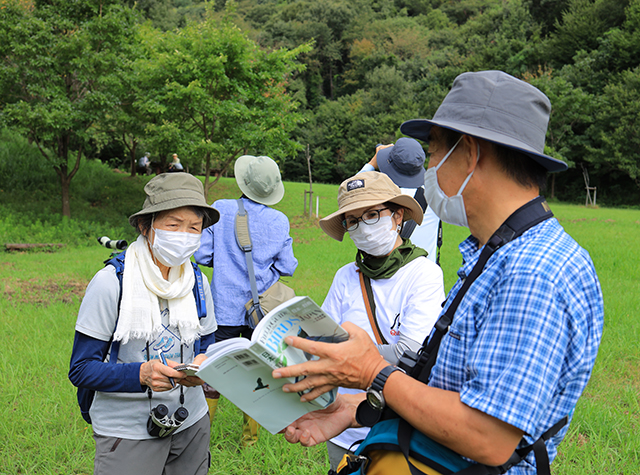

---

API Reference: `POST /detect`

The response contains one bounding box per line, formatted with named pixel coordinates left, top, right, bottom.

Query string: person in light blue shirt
left=194, top=154, right=298, bottom=447
left=274, top=71, right=603, bottom=475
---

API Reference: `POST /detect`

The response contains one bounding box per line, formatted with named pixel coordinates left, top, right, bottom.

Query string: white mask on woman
left=424, top=137, right=479, bottom=228
left=348, top=214, right=399, bottom=256
left=151, top=227, right=201, bottom=267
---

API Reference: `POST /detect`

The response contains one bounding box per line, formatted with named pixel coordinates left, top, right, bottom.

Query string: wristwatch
left=366, top=365, right=405, bottom=411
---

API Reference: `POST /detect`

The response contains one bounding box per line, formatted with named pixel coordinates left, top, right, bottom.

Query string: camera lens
left=173, top=407, right=189, bottom=423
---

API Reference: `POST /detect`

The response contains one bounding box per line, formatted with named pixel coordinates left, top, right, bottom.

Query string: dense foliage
left=1, top=0, right=639, bottom=208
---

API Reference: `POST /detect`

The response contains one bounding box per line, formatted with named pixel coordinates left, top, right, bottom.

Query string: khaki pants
left=93, top=414, right=210, bottom=475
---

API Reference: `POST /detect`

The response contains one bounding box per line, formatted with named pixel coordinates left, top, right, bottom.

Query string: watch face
left=366, top=389, right=385, bottom=411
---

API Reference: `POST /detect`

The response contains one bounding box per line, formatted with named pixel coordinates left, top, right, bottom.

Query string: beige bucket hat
left=320, top=171, right=424, bottom=242
left=129, top=173, right=219, bottom=229
left=234, top=155, right=285, bottom=206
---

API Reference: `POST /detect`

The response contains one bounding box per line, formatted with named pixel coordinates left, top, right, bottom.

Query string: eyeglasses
left=342, top=207, right=392, bottom=232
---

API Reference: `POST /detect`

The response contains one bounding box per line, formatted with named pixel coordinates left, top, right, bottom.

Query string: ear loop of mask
left=434, top=136, right=480, bottom=196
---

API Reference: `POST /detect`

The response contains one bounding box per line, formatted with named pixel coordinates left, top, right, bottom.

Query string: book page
left=251, top=296, right=349, bottom=369
left=196, top=346, right=334, bottom=434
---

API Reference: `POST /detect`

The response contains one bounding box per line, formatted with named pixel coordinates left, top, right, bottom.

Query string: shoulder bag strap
left=436, top=220, right=443, bottom=266
left=235, top=199, right=264, bottom=321
left=358, top=271, right=388, bottom=345
left=411, top=196, right=553, bottom=384
left=400, top=187, right=427, bottom=240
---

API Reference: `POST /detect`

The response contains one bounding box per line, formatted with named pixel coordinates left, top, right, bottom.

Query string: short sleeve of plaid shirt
left=429, top=218, right=603, bottom=468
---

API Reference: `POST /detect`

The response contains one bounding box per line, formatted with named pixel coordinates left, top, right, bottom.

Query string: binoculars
left=147, top=404, right=189, bottom=438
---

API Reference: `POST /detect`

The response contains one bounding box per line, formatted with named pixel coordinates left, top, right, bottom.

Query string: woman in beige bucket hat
left=70, top=172, right=218, bottom=474
left=318, top=171, right=445, bottom=470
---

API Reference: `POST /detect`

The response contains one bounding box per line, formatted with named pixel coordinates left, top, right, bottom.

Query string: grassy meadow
left=0, top=175, right=639, bottom=474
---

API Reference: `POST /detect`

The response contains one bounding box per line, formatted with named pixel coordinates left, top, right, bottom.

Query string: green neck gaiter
left=356, top=239, right=428, bottom=279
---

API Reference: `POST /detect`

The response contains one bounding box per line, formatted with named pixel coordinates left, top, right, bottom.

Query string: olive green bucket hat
left=129, top=173, right=219, bottom=229
left=319, top=171, right=424, bottom=242
left=234, top=155, right=285, bottom=206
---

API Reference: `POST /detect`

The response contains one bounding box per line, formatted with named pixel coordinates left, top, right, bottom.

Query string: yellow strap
left=366, top=450, right=444, bottom=475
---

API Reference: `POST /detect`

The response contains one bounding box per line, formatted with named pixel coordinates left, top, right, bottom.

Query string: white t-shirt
left=75, top=265, right=217, bottom=439
left=322, top=256, right=444, bottom=450
left=399, top=187, right=440, bottom=263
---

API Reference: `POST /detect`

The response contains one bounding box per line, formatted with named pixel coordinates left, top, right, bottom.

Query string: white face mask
left=151, top=227, right=201, bottom=267
left=424, top=137, right=479, bottom=228
left=348, top=214, right=399, bottom=257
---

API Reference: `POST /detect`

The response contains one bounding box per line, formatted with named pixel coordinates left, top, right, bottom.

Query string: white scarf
left=113, top=234, right=201, bottom=345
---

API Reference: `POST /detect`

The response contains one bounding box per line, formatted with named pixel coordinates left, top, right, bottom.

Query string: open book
left=195, top=296, right=349, bottom=434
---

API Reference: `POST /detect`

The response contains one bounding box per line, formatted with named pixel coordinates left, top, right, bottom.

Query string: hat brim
left=377, top=146, right=425, bottom=188
left=319, top=194, right=424, bottom=242
left=400, top=119, right=568, bottom=173
left=129, top=201, right=220, bottom=229
left=235, top=156, right=285, bottom=206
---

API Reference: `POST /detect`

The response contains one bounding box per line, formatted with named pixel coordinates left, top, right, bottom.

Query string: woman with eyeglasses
left=317, top=171, right=445, bottom=471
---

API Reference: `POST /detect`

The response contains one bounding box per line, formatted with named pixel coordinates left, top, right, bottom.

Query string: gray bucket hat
left=234, top=155, right=285, bottom=206
left=319, top=171, right=424, bottom=242
left=376, top=137, right=426, bottom=188
left=129, top=173, right=219, bottom=229
left=400, top=70, right=567, bottom=172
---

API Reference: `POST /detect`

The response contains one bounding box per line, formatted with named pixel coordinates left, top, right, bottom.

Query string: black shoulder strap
left=411, top=196, right=553, bottom=384
left=400, top=187, right=427, bottom=240
left=435, top=220, right=443, bottom=266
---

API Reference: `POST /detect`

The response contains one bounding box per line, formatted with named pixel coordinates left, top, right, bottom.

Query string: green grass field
left=1, top=176, right=638, bottom=474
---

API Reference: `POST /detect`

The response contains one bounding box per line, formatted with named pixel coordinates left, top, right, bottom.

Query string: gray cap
left=400, top=70, right=567, bottom=172
left=376, top=137, right=426, bottom=188
left=129, top=173, right=219, bottom=228
left=234, top=155, right=285, bottom=206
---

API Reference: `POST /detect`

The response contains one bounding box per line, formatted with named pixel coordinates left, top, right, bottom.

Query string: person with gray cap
left=272, top=71, right=603, bottom=475
left=360, top=137, right=441, bottom=264
left=194, top=154, right=298, bottom=447
left=69, top=173, right=219, bottom=475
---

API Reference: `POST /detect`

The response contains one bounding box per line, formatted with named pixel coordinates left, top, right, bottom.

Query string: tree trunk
left=203, top=151, right=212, bottom=198
left=61, top=174, right=71, bottom=218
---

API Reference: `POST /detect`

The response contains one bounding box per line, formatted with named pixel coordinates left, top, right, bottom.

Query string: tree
left=587, top=67, right=640, bottom=187
left=137, top=7, right=309, bottom=195
left=0, top=1, right=139, bottom=217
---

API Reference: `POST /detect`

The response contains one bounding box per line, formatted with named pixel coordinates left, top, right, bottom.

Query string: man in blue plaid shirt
left=274, top=71, right=604, bottom=475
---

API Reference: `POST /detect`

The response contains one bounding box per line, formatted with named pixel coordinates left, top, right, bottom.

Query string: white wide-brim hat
left=320, top=171, right=424, bottom=242
left=234, top=155, right=285, bottom=206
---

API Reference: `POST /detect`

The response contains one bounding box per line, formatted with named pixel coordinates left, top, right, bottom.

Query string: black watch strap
left=356, top=365, right=404, bottom=427
left=370, top=365, right=403, bottom=392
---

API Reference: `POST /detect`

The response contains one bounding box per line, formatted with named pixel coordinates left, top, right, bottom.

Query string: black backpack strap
left=104, top=251, right=126, bottom=363
left=454, top=416, right=568, bottom=475
left=191, top=261, right=207, bottom=354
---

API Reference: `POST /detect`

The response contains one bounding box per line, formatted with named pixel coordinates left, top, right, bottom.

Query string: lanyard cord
left=146, top=343, right=185, bottom=407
